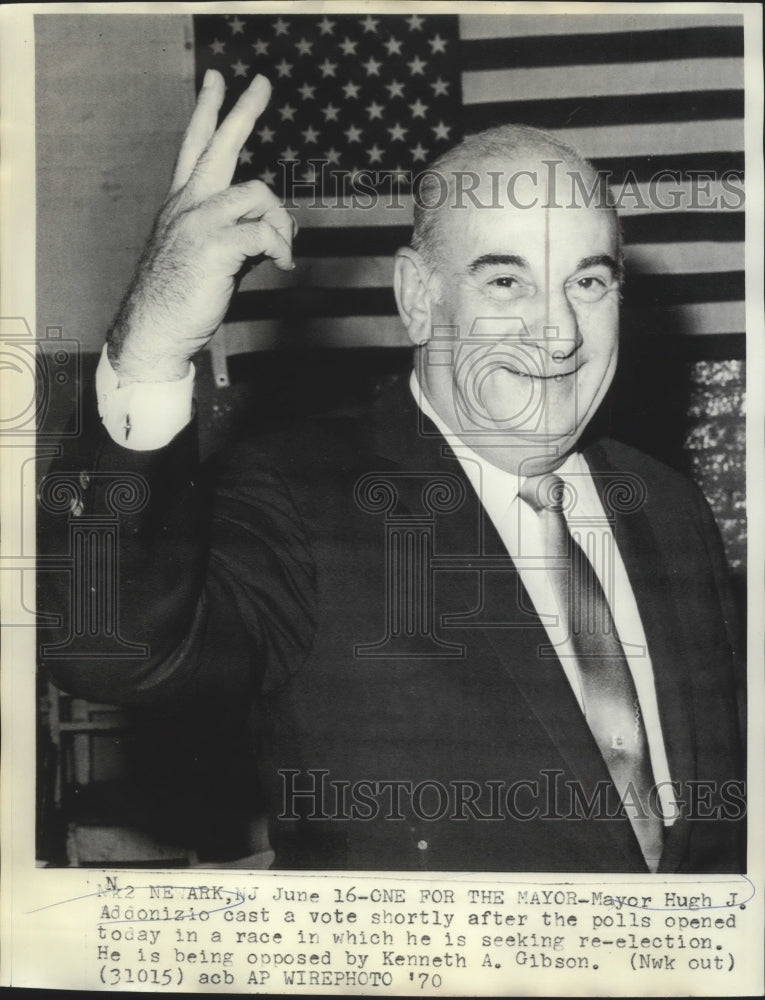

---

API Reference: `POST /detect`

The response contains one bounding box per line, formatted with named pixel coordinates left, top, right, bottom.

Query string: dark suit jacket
left=38, top=374, right=745, bottom=872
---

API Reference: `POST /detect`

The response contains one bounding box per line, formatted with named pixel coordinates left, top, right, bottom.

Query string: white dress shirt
left=94, top=348, right=676, bottom=822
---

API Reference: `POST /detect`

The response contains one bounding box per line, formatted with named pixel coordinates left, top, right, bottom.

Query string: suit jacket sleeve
left=37, top=382, right=316, bottom=708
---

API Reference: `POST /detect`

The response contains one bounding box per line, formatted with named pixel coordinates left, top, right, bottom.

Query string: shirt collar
left=409, top=370, right=585, bottom=524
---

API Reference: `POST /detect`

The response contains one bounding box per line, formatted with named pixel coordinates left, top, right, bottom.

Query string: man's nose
left=526, top=287, right=582, bottom=359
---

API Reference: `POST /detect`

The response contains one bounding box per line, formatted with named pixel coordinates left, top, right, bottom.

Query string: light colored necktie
left=520, top=473, right=664, bottom=871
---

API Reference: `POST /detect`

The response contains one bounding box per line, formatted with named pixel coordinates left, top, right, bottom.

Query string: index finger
left=188, top=74, right=272, bottom=200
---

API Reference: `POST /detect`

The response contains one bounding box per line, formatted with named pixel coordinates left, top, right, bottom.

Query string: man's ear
left=393, top=248, right=435, bottom=346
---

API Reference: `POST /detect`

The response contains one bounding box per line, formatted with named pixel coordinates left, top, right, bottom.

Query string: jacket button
left=417, top=840, right=428, bottom=851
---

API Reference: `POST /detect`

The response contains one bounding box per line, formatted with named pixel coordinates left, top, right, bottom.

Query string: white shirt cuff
left=95, top=345, right=195, bottom=451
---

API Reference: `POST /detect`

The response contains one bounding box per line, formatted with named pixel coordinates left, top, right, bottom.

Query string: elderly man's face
left=418, top=161, right=620, bottom=473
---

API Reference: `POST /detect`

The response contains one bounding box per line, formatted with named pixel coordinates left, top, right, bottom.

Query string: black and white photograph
left=2, top=2, right=763, bottom=995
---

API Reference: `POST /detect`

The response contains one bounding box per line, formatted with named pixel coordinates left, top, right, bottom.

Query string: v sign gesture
left=107, top=71, right=296, bottom=384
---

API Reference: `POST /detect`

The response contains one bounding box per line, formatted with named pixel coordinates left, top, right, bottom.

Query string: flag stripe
left=623, top=243, right=744, bottom=274
left=459, top=14, right=741, bottom=40
left=459, top=26, right=743, bottom=70
left=464, top=90, right=744, bottom=132
left=462, top=59, right=743, bottom=104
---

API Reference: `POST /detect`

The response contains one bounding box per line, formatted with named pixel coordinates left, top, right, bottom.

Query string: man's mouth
left=500, top=363, right=581, bottom=381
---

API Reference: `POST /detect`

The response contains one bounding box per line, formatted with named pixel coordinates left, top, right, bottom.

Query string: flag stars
left=410, top=142, right=428, bottom=162
left=409, top=99, right=428, bottom=118
left=295, top=38, right=313, bottom=56
left=318, top=16, right=335, bottom=35
left=231, top=60, right=249, bottom=78
left=280, top=146, right=299, bottom=161
left=301, top=125, right=321, bottom=144
left=252, top=38, right=269, bottom=56
left=278, top=104, right=296, bottom=122
left=228, top=16, right=245, bottom=35
left=324, top=147, right=341, bottom=164
left=386, top=79, right=405, bottom=99
left=366, top=101, right=384, bottom=120
left=259, top=168, right=277, bottom=186
left=209, top=39, right=226, bottom=55
left=406, top=14, right=425, bottom=31
left=257, top=125, right=275, bottom=143
left=384, top=36, right=403, bottom=56
left=430, top=76, right=450, bottom=96
left=238, top=147, right=254, bottom=166
left=408, top=55, right=427, bottom=76
left=388, top=122, right=407, bottom=141
left=360, top=15, right=379, bottom=33
left=432, top=121, right=451, bottom=140
left=273, top=17, right=290, bottom=36
left=363, top=56, right=382, bottom=77
left=345, top=125, right=363, bottom=143
left=428, top=34, right=447, bottom=54
left=322, top=103, right=340, bottom=121
left=319, top=58, right=338, bottom=77
left=298, top=82, right=316, bottom=100
left=367, top=144, right=384, bottom=164
left=342, top=81, right=361, bottom=100
left=275, top=58, right=293, bottom=78
left=339, top=36, right=358, bottom=56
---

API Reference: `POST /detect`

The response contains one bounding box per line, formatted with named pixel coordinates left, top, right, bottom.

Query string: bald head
left=411, top=124, right=618, bottom=279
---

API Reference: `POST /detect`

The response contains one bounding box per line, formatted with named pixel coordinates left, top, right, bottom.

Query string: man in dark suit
left=38, top=72, right=744, bottom=872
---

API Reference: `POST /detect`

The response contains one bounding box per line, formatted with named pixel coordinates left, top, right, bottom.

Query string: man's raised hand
left=108, top=71, right=295, bottom=383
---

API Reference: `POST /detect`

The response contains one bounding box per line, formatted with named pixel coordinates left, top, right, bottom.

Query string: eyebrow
left=468, top=253, right=529, bottom=273
left=467, top=252, right=620, bottom=278
left=575, top=254, right=620, bottom=278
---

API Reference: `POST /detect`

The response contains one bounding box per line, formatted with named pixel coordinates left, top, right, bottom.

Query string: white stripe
left=459, top=13, right=742, bottom=40
left=240, top=257, right=393, bottom=292
left=548, top=120, right=743, bottom=158
left=462, top=59, right=743, bottom=105
left=289, top=198, right=414, bottom=228
left=665, top=301, right=745, bottom=334
left=221, top=317, right=409, bottom=353
left=624, top=242, right=743, bottom=274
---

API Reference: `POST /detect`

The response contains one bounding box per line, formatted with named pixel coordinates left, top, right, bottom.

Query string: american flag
left=193, top=12, right=745, bottom=384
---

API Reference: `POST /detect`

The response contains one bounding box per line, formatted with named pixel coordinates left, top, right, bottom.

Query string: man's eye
left=486, top=276, right=530, bottom=299
left=566, top=275, right=614, bottom=303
